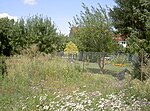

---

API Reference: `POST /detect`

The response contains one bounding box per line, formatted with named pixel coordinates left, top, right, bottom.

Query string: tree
left=0, top=18, right=14, bottom=56
left=56, top=33, right=70, bottom=52
left=64, top=41, right=78, bottom=55
left=64, top=41, right=78, bottom=63
left=25, top=15, right=60, bottom=53
left=0, top=15, right=66, bottom=56
left=10, top=18, right=28, bottom=54
left=70, top=3, right=115, bottom=73
left=109, top=0, right=150, bottom=80
left=0, top=18, right=15, bottom=77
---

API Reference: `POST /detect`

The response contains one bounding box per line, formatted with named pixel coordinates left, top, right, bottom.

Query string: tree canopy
left=69, top=3, right=117, bottom=73
left=109, top=0, right=150, bottom=80
left=70, top=3, right=115, bottom=53
left=109, top=0, right=150, bottom=53
left=0, top=18, right=14, bottom=56
left=0, top=15, right=65, bottom=56
left=64, top=41, right=78, bottom=55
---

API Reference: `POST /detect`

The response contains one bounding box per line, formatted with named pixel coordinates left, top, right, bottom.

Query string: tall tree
left=109, top=0, right=150, bottom=80
left=25, top=15, right=59, bottom=53
left=0, top=18, right=15, bottom=77
left=70, top=3, right=115, bottom=73
left=0, top=15, right=64, bottom=55
left=0, top=18, right=14, bottom=56
left=11, top=18, right=27, bottom=53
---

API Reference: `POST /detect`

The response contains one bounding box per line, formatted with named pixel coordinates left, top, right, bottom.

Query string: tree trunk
left=0, top=56, right=8, bottom=78
left=133, top=51, right=147, bottom=81
left=98, top=53, right=105, bottom=74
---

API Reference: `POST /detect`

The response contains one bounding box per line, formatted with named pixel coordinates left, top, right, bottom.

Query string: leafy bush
left=111, top=54, right=129, bottom=64
left=141, top=59, right=150, bottom=79
left=21, top=44, right=40, bottom=59
left=125, top=79, right=150, bottom=101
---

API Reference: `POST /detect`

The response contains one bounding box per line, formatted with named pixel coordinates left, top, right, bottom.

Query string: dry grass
left=0, top=53, right=149, bottom=110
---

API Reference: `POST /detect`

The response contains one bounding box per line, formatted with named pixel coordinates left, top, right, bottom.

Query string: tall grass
left=0, top=53, right=149, bottom=110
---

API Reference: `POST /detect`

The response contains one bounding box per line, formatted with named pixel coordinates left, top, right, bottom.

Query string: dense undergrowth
left=0, top=54, right=149, bottom=111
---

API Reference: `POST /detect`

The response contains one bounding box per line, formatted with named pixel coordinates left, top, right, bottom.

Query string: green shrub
left=112, top=54, right=129, bottom=64
left=125, top=79, right=150, bottom=100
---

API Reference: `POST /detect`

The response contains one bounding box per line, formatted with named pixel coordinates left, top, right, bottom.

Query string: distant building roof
left=113, top=34, right=128, bottom=42
left=113, top=37, right=126, bottom=42
left=113, top=34, right=127, bottom=48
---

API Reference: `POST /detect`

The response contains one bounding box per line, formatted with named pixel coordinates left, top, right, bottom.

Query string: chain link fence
left=1, top=52, right=149, bottom=80
left=59, top=51, right=150, bottom=80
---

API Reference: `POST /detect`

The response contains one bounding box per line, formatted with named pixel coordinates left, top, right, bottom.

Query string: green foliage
left=125, top=79, right=150, bottom=101
left=111, top=54, right=129, bottom=64
left=0, top=15, right=64, bottom=56
left=0, top=18, right=14, bottom=56
left=70, top=3, right=115, bottom=53
left=109, top=0, right=150, bottom=53
left=0, top=56, right=7, bottom=78
left=25, top=15, right=60, bottom=53
left=21, top=44, right=40, bottom=59
left=141, top=58, right=150, bottom=79
left=109, top=0, right=150, bottom=80
left=69, top=3, right=117, bottom=73
left=56, top=33, right=70, bottom=51
left=0, top=55, right=150, bottom=110
left=64, top=41, right=79, bottom=55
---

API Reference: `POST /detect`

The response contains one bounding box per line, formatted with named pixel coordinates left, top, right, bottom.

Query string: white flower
left=100, top=98, right=105, bottom=101
left=26, top=97, right=29, bottom=100
left=39, top=95, right=46, bottom=101
left=76, top=103, right=84, bottom=109
left=98, top=104, right=104, bottom=108
left=66, top=95, right=72, bottom=100
left=73, top=90, right=77, bottom=94
left=83, top=85, right=86, bottom=88
left=43, top=105, right=49, bottom=110
left=56, top=95, right=60, bottom=98
left=22, top=106, right=26, bottom=110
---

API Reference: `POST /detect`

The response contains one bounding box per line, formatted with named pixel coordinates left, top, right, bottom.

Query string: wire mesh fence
left=1, top=51, right=149, bottom=80
left=59, top=52, right=133, bottom=64
left=58, top=51, right=150, bottom=80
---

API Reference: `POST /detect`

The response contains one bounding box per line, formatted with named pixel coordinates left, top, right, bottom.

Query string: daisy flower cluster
left=20, top=89, right=149, bottom=111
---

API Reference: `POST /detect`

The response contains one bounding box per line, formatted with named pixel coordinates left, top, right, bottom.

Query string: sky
left=0, top=0, right=116, bottom=35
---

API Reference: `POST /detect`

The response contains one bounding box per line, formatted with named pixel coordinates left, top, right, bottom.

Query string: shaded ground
left=85, top=62, right=132, bottom=76
left=87, top=68, right=117, bottom=75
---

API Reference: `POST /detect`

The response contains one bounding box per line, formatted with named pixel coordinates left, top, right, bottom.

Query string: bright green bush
left=111, top=55, right=129, bottom=64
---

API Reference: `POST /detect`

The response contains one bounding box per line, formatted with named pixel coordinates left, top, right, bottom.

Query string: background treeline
left=0, top=15, right=69, bottom=56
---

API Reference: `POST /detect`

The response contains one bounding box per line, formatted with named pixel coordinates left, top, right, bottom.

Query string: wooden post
left=141, top=51, right=143, bottom=81
left=82, top=52, right=85, bottom=72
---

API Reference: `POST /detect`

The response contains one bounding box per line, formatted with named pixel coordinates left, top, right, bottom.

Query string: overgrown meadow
left=0, top=52, right=150, bottom=111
